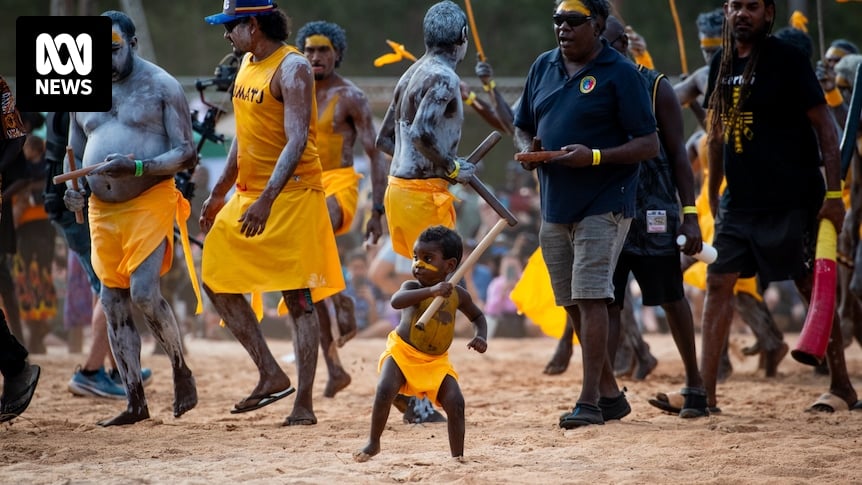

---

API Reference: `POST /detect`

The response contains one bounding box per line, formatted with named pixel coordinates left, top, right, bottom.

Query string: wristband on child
left=134, top=159, right=144, bottom=177
left=825, top=190, right=842, bottom=200
left=682, top=205, right=698, bottom=215
left=591, top=149, right=601, bottom=166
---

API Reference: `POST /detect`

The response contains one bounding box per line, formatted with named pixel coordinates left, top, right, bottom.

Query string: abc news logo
left=16, top=16, right=111, bottom=112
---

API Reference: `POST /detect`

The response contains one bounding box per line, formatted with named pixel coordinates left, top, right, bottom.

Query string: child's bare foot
left=353, top=442, right=380, bottom=462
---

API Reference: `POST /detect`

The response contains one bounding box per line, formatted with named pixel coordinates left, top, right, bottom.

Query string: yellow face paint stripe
left=557, top=0, right=591, bottom=16
left=305, top=34, right=334, bottom=50
left=111, top=30, right=123, bottom=45
left=412, top=260, right=440, bottom=272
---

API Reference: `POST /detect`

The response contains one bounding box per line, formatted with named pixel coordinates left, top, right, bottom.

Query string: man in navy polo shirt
left=514, top=0, right=658, bottom=428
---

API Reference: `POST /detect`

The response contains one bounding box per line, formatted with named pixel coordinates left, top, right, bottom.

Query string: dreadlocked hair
left=707, top=5, right=775, bottom=139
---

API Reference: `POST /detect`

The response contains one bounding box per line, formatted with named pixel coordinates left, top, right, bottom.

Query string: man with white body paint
left=376, top=0, right=476, bottom=261
left=65, top=10, right=198, bottom=426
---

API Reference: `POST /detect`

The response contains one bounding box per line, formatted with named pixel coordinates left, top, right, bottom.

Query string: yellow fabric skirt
left=89, top=179, right=179, bottom=288
left=322, top=166, right=362, bottom=236
left=379, top=331, right=458, bottom=407
left=384, top=176, right=455, bottom=259
left=202, top=187, right=344, bottom=303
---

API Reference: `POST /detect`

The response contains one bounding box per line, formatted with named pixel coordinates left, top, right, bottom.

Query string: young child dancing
left=355, top=225, right=488, bottom=461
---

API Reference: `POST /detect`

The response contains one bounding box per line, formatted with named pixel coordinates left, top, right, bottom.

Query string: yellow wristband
left=447, top=159, right=461, bottom=179
left=464, top=91, right=477, bottom=106
left=825, top=88, right=844, bottom=108
left=134, top=159, right=144, bottom=177
left=825, top=190, right=843, bottom=200
left=682, top=205, right=698, bottom=215
left=483, top=79, right=497, bottom=92
left=592, top=149, right=601, bottom=166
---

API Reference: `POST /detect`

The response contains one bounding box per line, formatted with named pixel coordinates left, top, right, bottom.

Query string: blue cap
left=205, top=0, right=276, bottom=25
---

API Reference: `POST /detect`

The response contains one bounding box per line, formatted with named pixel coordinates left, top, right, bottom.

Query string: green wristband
left=134, top=159, right=143, bottom=177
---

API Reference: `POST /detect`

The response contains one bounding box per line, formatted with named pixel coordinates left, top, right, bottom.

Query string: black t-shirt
left=704, top=36, right=826, bottom=211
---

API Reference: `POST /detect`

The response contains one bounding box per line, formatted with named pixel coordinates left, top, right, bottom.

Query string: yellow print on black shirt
left=721, top=85, right=753, bottom=154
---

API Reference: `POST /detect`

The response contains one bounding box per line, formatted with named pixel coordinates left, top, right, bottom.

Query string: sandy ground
left=2, top=331, right=862, bottom=484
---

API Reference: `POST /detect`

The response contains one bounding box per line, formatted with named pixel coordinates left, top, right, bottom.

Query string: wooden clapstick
left=53, top=161, right=105, bottom=185
left=514, top=150, right=567, bottom=163
left=65, top=146, right=84, bottom=224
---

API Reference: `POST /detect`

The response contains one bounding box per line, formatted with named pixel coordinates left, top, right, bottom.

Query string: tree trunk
left=119, top=0, right=157, bottom=63
left=49, top=0, right=73, bottom=16
left=77, top=0, right=95, bottom=16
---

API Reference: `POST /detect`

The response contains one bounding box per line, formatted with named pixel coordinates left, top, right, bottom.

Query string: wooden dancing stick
left=463, top=131, right=518, bottom=226
left=416, top=131, right=518, bottom=329
left=64, top=146, right=85, bottom=224
left=463, top=0, right=511, bottom=134
left=415, top=218, right=508, bottom=329
left=53, top=160, right=106, bottom=185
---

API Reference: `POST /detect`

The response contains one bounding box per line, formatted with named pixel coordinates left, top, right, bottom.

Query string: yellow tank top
left=316, top=93, right=345, bottom=172
left=408, top=292, right=460, bottom=354
left=233, top=45, right=322, bottom=194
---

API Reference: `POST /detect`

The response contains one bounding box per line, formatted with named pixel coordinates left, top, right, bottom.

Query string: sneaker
left=68, top=366, right=125, bottom=399
left=109, top=368, right=153, bottom=387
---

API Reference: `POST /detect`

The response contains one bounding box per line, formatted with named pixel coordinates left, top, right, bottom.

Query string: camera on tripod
left=178, top=51, right=242, bottom=201
left=195, top=58, right=239, bottom=93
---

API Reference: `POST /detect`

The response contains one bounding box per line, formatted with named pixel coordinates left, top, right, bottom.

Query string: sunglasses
left=553, top=13, right=593, bottom=28
left=225, top=17, right=249, bottom=34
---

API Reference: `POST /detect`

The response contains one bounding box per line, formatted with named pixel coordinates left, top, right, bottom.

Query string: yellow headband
left=700, top=37, right=722, bottom=49
left=305, top=34, right=334, bottom=50
left=557, top=0, right=591, bottom=16
left=826, top=46, right=849, bottom=60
